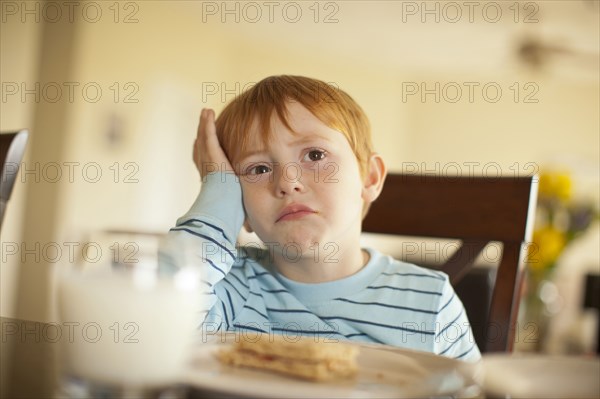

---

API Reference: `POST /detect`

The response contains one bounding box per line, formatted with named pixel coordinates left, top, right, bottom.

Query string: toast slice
left=217, top=333, right=359, bottom=381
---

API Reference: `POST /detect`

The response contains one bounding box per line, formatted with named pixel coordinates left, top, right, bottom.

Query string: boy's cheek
left=239, top=190, right=255, bottom=233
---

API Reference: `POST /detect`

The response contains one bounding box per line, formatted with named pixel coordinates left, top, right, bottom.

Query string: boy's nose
left=274, top=165, right=305, bottom=196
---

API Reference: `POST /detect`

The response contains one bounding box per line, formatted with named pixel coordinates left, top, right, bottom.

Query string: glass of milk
left=57, top=234, right=202, bottom=396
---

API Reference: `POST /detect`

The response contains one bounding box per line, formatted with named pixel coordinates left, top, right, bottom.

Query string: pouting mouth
left=276, top=204, right=317, bottom=222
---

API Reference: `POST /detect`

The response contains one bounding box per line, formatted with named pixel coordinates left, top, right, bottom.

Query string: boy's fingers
left=197, top=109, right=213, bottom=142
left=205, top=109, right=218, bottom=141
left=194, top=107, right=233, bottom=175
left=197, top=108, right=207, bottom=140
left=201, top=109, right=224, bottom=155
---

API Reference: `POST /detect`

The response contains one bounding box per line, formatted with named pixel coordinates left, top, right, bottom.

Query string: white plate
left=181, top=334, right=479, bottom=398
left=482, top=353, right=600, bottom=399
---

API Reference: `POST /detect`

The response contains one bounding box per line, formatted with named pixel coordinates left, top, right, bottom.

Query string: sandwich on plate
left=217, top=333, right=359, bottom=381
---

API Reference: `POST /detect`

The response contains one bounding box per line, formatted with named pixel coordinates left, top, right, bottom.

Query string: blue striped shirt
left=166, top=173, right=481, bottom=361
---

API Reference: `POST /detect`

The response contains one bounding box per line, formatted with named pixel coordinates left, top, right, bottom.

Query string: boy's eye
left=246, top=164, right=272, bottom=175
left=304, top=149, right=327, bottom=162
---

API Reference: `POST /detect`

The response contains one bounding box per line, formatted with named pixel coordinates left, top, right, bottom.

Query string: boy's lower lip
left=276, top=211, right=316, bottom=222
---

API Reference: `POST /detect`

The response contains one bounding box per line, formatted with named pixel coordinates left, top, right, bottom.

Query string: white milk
left=58, top=268, right=201, bottom=387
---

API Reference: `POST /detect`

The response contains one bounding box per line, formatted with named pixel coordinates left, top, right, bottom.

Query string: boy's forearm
left=175, top=172, right=244, bottom=243
left=161, top=172, right=244, bottom=324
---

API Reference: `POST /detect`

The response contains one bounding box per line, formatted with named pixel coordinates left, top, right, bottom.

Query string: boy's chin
left=266, top=233, right=324, bottom=256
left=275, top=237, right=341, bottom=260
left=280, top=236, right=318, bottom=251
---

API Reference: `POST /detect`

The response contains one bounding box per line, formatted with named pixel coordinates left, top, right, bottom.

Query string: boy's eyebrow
left=293, top=133, right=333, bottom=146
left=238, top=134, right=333, bottom=162
left=238, top=149, right=267, bottom=162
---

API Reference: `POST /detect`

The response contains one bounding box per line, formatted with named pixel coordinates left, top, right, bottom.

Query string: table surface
left=1, top=316, right=484, bottom=399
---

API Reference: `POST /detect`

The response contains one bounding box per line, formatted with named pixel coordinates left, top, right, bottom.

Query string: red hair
left=215, top=75, right=373, bottom=177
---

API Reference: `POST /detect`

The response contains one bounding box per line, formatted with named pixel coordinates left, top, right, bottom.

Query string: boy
left=167, top=75, right=480, bottom=361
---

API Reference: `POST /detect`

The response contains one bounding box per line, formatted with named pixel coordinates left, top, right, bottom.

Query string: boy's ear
left=361, top=154, right=387, bottom=204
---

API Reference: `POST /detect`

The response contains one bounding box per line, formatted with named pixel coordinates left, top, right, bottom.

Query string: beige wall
left=1, top=1, right=598, bottom=323
left=0, top=9, right=42, bottom=317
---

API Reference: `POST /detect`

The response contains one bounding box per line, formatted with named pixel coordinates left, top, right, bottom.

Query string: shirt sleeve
left=434, top=278, right=482, bottom=362
left=159, top=172, right=245, bottom=328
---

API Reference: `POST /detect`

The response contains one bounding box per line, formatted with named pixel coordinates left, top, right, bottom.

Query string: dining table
left=2, top=316, right=599, bottom=399
left=1, top=315, right=477, bottom=398
left=2, top=317, right=57, bottom=398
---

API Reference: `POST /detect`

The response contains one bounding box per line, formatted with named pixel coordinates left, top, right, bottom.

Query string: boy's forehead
left=239, top=128, right=268, bottom=159
left=237, top=101, right=343, bottom=160
left=239, top=106, right=297, bottom=156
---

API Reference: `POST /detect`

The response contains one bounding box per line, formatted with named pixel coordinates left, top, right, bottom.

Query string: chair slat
left=441, top=239, right=489, bottom=285
left=486, top=242, right=525, bottom=352
left=362, top=174, right=535, bottom=242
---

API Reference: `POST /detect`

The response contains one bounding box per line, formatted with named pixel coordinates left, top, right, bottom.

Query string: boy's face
left=236, top=101, right=369, bottom=257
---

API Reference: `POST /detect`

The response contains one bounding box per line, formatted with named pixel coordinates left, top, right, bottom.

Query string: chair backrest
left=362, top=173, right=538, bottom=353
left=583, top=274, right=600, bottom=354
left=0, top=130, right=29, bottom=229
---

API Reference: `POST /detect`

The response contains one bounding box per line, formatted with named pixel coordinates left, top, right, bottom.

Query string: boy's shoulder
left=372, top=248, right=450, bottom=287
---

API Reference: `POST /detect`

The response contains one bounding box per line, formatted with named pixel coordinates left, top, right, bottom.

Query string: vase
left=517, top=272, right=560, bottom=352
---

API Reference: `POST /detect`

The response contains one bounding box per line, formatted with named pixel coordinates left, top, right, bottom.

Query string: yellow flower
left=528, top=226, right=567, bottom=272
left=554, top=173, right=572, bottom=201
left=538, top=172, right=572, bottom=201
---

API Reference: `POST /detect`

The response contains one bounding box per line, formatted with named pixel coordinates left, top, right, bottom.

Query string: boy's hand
left=194, top=108, right=234, bottom=179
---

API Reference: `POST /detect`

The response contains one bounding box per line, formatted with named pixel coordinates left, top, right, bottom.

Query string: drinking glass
left=56, top=234, right=201, bottom=398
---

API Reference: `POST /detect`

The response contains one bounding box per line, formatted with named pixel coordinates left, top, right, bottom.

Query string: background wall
left=1, top=1, right=598, bottom=323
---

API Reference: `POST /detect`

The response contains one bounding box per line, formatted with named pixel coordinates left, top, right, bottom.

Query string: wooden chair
left=583, top=273, right=600, bottom=354
left=362, top=173, right=538, bottom=353
left=0, top=129, right=29, bottom=229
